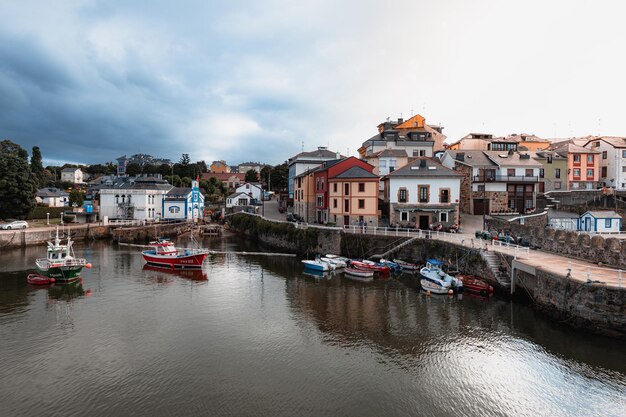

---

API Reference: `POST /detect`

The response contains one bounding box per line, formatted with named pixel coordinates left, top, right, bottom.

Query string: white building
left=99, top=177, right=172, bottom=221
left=235, top=183, right=263, bottom=202
left=578, top=211, right=622, bottom=233
left=61, top=168, right=84, bottom=184
left=585, top=136, right=626, bottom=189
left=288, top=147, right=341, bottom=198
left=162, top=180, right=205, bottom=222
left=36, top=188, right=69, bottom=207
left=383, top=158, right=461, bottom=229
left=226, top=192, right=252, bottom=208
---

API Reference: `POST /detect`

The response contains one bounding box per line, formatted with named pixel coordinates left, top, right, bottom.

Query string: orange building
left=210, top=160, right=230, bottom=173
left=328, top=167, right=379, bottom=227
left=293, top=169, right=317, bottom=223
left=549, top=141, right=601, bottom=190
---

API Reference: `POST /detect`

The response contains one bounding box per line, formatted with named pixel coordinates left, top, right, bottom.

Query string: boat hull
left=142, top=251, right=207, bottom=269
left=27, top=274, right=55, bottom=285
left=36, top=265, right=83, bottom=281
left=420, top=279, right=451, bottom=294
left=393, top=259, right=420, bottom=271
left=345, top=267, right=374, bottom=278
left=457, top=275, right=493, bottom=296
left=302, top=260, right=329, bottom=272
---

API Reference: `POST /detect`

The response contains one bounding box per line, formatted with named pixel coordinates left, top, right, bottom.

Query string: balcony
left=472, top=175, right=539, bottom=183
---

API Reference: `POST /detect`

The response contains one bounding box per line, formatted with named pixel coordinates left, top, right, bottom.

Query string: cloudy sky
left=1, top=0, right=625, bottom=166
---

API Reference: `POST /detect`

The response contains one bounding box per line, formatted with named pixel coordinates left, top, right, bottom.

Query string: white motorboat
left=302, top=259, right=330, bottom=272
left=419, top=259, right=462, bottom=294
left=320, top=257, right=346, bottom=269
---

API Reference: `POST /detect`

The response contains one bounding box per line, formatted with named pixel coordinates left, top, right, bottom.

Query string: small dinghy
left=393, top=259, right=420, bottom=271
left=345, top=267, right=374, bottom=278
left=457, top=275, right=493, bottom=296
left=27, top=274, right=55, bottom=285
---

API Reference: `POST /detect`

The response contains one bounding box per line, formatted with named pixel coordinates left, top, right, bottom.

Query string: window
left=344, top=199, right=349, bottom=212
left=333, top=183, right=337, bottom=192
left=622, top=150, right=626, bottom=158
left=554, top=181, right=561, bottom=189
left=587, top=155, right=594, bottom=164
left=333, top=199, right=337, bottom=208
left=547, top=156, right=553, bottom=164
left=398, top=188, right=407, bottom=203
left=587, top=169, right=594, bottom=178
left=573, top=155, right=581, bottom=163
left=400, top=211, right=409, bottom=222
left=412, top=149, right=419, bottom=157
left=602, top=167, right=607, bottom=177
left=440, top=212, right=448, bottom=222
left=605, top=218, right=612, bottom=228
left=317, top=196, right=323, bottom=206
left=507, top=168, right=515, bottom=176
left=358, top=199, right=365, bottom=209
left=622, top=166, right=626, bottom=173
left=525, top=169, right=533, bottom=177
left=316, top=178, right=320, bottom=191
left=477, top=184, right=485, bottom=191
left=539, top=168, right=544, bottom=178
left=418, top=185, right=429, bottom=203
left=380, top=160, right=387, bottom=168
left=420, top=150, right=426, bottom=156
left=573, top=168, right=581, bottom=177
left=389, top=159, right=397, bottom=169
left=358, top=183, right=365, bottom=192
left=439, top=189, right=450, bottom=203
left=297, top=177, right=302, bottom=187
left=344, top=183, right=349, bottom=195
left=169, top=206, right=180, bottom=213
left=603, top=151, right=608, bottom=159
left=555, top=168, right=561, bottom=178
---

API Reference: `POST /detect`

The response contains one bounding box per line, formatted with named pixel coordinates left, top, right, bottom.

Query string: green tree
left=0, top=140, right=38, bottom=219
left=245, top=169, right=258, bottom=183
left=30, top=146, right=44, bottom=187
left=270, top=162, right=288, bottom=191
left=125, top=162, right=142, bottom=176
left=143, top=164, right=157, bottom=175
left=69, top=189, right=84, bottom=207
left=158, top=163, right=172, bottom=176
left=260, top=165, right=272, bottom=188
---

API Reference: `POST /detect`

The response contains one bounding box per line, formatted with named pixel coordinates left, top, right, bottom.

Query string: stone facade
left=454, top=161, right=472, bottom=213
left=471, top=191, right=508, bottom=214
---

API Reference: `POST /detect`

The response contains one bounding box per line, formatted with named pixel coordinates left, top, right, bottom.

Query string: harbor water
left=0, top=235, right=624, bottom=417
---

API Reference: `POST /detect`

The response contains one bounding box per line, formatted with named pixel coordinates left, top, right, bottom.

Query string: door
left=538, top=182, right=545, bottom=193
left=584, top=217, right=591, bottom=231
left=473, top=199, right=489, bottom=215
left=344, top=215, right=350, bottom=226
left=419, top=215, right=430, bottom=230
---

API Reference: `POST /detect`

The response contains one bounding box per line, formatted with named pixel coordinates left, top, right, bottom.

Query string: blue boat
left=302, top=259, right=329, bottom=272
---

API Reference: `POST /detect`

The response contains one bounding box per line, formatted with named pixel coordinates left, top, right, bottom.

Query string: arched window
left=115, top=194, right=119, bottom=203
left=169, top=206, right=180, bottom=214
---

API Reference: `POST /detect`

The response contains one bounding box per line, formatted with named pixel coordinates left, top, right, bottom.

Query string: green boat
left=35, top=229, right=88, bottom=282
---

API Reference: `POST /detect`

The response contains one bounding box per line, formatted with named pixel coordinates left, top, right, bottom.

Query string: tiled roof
left=586, top=136, right=626, bottom=148
left=552, top=142, right=600, bottom=155
left=384, top=157, right=461, bottom=178
left=367, top=149, right=408, bottom=158
left=584, top=211, right=622, bottom=219
left=166, top=187, right=192, bottom=196
left=483, top=151, right=543, bottom=167
left=333, top=166, right=378, bottom=179
left=37, top=188, right=69, bottom=198
left=444, top=150, right=496, bottom=167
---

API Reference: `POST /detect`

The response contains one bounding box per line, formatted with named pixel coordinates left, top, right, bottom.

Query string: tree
left=69, top=189, right=84, bottom=207
left=0, top=140, right=38, bottom=219
left=260, top=165, right=272, bottom=188
left=143, top=164, right=157, bottom=175
left=30, top=146, right=44, bottom=187
left=180, top=153, right=191, bottom=165
left=125, top=162, right=142, bottom=176
left=158, top=163, right=172, bottom=176
left=270, top=162, right=288, bottom=191
left=245, top=169, right=258, bottom=183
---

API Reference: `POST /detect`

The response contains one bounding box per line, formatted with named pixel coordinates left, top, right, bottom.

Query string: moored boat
left=344, top=267, right=374, bottom=279
left=325, top=254, right=351, bottom=263
left=302, top=259, right=330, bottom=272
left=350, top=260, right=391, bottom=274
left=419, top=259, right=462, bottom=293
left=457, top=274, right=493, bottom=296
left=393, top=259, right=420, bottom=271
left=142, top=238, right=208, bottom=269
left=35, top=229, right=90, bottom=282
left=27, top=274, right=55, bottom=285
left=320, top=257, right=346, bottom=269
left=420, top=278, right=452, bottom=294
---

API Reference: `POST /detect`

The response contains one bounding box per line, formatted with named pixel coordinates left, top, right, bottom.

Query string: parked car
left=0, top=220, right=28, bottom=230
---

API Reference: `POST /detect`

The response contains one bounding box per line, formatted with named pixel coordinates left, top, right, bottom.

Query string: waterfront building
left=548, top=141, right=601, bottom=190
left=161, top=179, right=205, bottom=222
left=583, top=136, right=626, bottom=189
left=382, top=157, right=461, bottom=229
left=441, top=150, right=541, bottom=215
left=293, top=168, right=316, bottom=223
left=99, top=176, right=172, bottom=221
left=210, top=160, right=231, bottom=173
left=61, top=167, right=84, bottom=184
left=226, top=192, right=252, bottom=208
left=36, top=188, right=69, bottom=207
left=532, top=150, right=568, bottom=192
left=287, top=146, right=341, bottom=199
left=234, top=183, right=263, bottom=202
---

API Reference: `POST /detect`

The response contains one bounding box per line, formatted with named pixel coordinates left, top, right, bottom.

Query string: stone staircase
left=481, top=250, right=511, bottom=289
left=537, top=193, right=560, bottom=211
left=373, top=236, right=419, bottom=259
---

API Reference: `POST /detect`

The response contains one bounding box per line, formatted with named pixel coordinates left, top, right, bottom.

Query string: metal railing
left=566, top=260, right=623, bottom=288
left=472, top=175, right=539, bottom=182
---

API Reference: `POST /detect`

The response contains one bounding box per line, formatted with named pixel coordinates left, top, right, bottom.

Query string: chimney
left=336, top=152, right=340, bottom=159
left=398, top=117, right=404, bottom=124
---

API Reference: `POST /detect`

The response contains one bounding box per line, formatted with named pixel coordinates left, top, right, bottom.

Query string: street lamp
left=46, top=212, right=50, bottom=225
left=60, top=212, right=64, bottom=225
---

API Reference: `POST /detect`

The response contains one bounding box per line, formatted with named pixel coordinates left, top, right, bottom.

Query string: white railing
left=566, top=260, right=623, bottom=288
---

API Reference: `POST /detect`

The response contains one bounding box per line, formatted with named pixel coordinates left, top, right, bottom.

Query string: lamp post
left=46, top=212, right=50, bottom=225
left=60, top=212, right=64, bottom=225
left=482, top=170, right=487, bottom=231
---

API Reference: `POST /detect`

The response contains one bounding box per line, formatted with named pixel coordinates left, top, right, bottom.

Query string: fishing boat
left=302, top=259, right=330, bottom=272
left=35, top=229, right=90, bottom=282
left=325, top=254, right=351, bottom=263
left=142, top=238, right=208, bottom=269
left=27, top=274, right=55, bottom=285
left=393, top=259, right=420, bottom=271
left=344, top=267, right=374, bottom=279
left=379, top=258, right=402, bottom=273
left=457, top=275, right=493, bottom=296
left=350, top=260, right=391, bottom=274
left=419, top=259, right=462, bottom=294
left=321, top=257, right=347, bottom=269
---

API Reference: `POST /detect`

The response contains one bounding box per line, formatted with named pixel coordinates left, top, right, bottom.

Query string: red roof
left=201, top=172, right=245, bottom=181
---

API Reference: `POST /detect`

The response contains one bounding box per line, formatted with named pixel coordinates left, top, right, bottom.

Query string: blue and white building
left=578, top=211, right=622, bottom=233
left=162, top=180, right=205, bottom=222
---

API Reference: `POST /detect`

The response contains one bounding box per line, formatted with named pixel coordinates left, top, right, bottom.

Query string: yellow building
left=293, top=169, right=317, bottom=223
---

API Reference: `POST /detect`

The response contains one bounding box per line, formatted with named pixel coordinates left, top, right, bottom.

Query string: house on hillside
left=584, top=136, right=626, bottom=189
left=36, top=188, right=69, bottom=207
left=226, top=192, right=252, bottom=208
left=61, top=168, right=84, bottom=184
left=210, top=160, right=231, bottom=173
left=201, top=172, right=245, bottom=189
left=235, top=183, right=263, bottom=202
left=532, top=150, right=568, bottom=192
left=578, top=211, right=622, bottom=233
left=548, top=141, right=601, bottom=190
left=383, top=158, right=461, bottom=229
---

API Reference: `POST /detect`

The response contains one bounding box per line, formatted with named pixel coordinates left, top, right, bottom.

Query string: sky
left=1, top=0, right=625, bottom=166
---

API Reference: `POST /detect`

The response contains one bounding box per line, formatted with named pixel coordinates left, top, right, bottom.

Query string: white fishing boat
left=393, top=259, right=420, bottom=271
left=325, top=254, right=350, bottom=263
left=344, top=267, right=374, bottom=279
left=320, top=257, right=346, bottom=269
left=419, top=259, right=462, bottom=294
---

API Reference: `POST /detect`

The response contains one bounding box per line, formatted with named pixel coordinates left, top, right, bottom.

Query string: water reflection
left=47, top=279, right=85, bottom=301
left=142, top=264, right=209, bottom=281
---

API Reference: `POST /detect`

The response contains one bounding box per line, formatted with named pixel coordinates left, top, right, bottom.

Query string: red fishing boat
left=457, top=275, right=494, bottom=296
left=142, top=239, right=208, bottom=269
left=27, top=274, right=55, bottom=285
left=349, top=260, right=391, bottom=274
